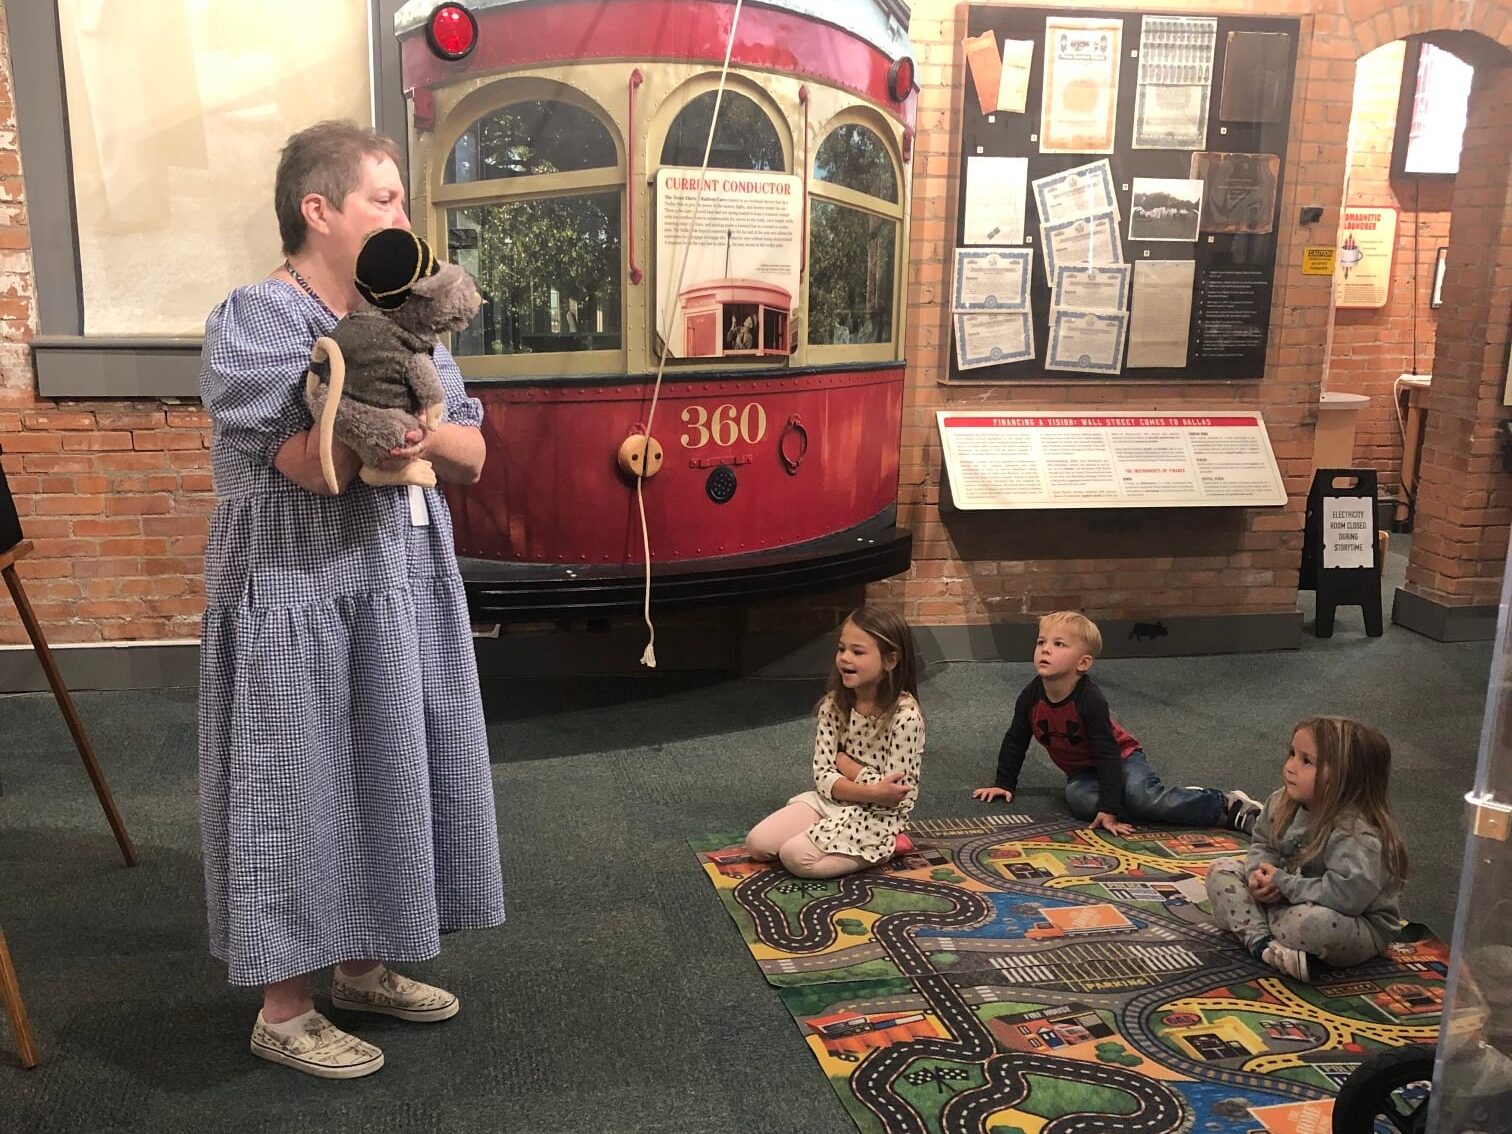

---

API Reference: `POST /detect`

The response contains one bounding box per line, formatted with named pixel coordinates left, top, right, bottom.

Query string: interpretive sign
left=937, top=410, right=1286, bottom=509
left=1334, top=206, right=1397, bottom=310
left=655, top=167, right=802, bottom=358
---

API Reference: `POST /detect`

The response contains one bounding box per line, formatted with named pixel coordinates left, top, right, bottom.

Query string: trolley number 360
left=680, top=403, right=768, bottom=449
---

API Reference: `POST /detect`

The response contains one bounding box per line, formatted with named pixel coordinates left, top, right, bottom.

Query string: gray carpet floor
left=0, top=539, right=1495, bottom=1132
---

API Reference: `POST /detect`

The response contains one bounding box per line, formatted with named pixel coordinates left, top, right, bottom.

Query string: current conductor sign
left=937, top=411, right=1287, bottom=509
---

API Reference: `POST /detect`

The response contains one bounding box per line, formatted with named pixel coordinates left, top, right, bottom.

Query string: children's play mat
left=694, top=814, right=1442, bottom=1133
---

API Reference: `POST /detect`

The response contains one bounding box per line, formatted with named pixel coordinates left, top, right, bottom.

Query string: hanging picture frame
left=1431, top=246, right=1448, bottom=308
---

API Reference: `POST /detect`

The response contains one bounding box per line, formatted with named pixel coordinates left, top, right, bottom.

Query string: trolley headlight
left=426, top=3, right=478, bottom=61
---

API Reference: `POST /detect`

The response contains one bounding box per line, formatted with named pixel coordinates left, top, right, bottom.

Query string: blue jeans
left=1063, top=750, right=1224, bottom=826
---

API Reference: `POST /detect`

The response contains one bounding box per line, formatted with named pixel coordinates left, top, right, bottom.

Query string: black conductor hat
left=354, top=228, right=439, bottom=310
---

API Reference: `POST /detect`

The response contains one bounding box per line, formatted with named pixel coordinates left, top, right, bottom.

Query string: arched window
left=808, top=122, right=902, bottom=351
left=438, top=97, right=623, bottom=363
left=661, top=90, right=785, bottom=171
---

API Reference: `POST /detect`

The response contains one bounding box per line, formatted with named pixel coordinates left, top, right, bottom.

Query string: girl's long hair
left=823, top=607, right=920, bottom=721
left=1272, top=717, right=1408, bottom=884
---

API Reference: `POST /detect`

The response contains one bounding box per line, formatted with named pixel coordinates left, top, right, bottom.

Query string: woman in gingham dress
left=198, top=121, right=503, bottom=1080
left=746, top=608, right=925, bottom=877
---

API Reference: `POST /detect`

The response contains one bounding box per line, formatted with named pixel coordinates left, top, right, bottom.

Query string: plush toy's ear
left=354, top=228, right=440, bottom=310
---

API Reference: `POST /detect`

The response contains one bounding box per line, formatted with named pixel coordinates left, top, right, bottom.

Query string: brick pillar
left=1395, top=60, right=1512, bottom=639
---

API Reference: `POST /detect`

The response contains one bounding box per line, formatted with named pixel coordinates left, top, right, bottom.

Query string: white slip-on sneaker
left=250, top=1010, right=384, bottom=1079
left=331, top=966, right=460, bottom=1023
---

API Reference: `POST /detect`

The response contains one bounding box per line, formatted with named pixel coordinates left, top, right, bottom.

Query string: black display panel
left=951, top=7, right=1300, bottom=382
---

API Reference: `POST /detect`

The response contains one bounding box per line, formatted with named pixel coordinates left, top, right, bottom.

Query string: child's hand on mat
left=1090, top=811, right=1134, bottom=837
left=972, top=786, right=1013, bottom=803
left=867, top=771, right=911, bottom=807
left=1248, top=863, right=1283, bottom=904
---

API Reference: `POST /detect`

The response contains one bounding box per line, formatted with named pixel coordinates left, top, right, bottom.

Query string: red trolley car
left=394, top=0, right=917, bottom=619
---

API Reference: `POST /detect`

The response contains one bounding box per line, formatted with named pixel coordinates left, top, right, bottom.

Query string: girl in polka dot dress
left=746, top=608, right=925, bottom=879
left=1206, top=717, right=1408, bottom=982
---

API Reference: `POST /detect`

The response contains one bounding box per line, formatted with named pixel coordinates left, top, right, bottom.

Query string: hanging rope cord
left=634, top=0, right=745, bottom=668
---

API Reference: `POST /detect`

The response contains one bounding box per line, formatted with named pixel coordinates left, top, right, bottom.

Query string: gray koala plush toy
left=305, top=227, right=482, bottom=493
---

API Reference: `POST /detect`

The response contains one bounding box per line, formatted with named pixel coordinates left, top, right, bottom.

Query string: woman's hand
left=387, top=422, right=485, bottom=485
left=1090, top=811, right=1134, bottom=837
left=379, top=425, right=434, bottom=469
left=866, top=771, right=910, bottom=808
left=972, top=786, right=1014, bottom=803
left=1248, top=863, right=1284, bottom=905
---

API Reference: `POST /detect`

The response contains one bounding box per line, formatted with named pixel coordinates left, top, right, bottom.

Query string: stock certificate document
left=1132, top=15, right=1217, bottom=149
left=1040, top=17, right=1122, bottom=154
left=1051, top=264, right=1131, bottom=311
left=1041, top=212, right=1122, bottom=282
left=964, top=156, right=1028, bottom=245
left=1046, top=308, right=1128, bottom=373
left=955, top=311, right=1035, bottom=369
left=954, top=248, right=1033, bottom=311
left=1032, top=159, right=1118, bottom=226
left=1126, top=259, right=1196, bottom=367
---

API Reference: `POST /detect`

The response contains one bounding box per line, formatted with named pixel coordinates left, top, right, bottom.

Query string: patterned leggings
left=1205, top=856, right=1383, bottom=968
left=745, top=803, right=872, bottom=879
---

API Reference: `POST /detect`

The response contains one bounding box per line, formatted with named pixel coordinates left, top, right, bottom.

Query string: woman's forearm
left=426, top=423, right=486, bottom=485
left=274, top=429, right=360, bottom=495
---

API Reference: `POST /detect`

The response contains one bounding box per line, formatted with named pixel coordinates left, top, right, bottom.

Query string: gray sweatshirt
left=1243, top=787, right=1401, bottom=947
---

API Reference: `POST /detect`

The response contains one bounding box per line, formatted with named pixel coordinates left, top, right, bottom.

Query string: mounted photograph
left=1129, top=177, right=1204, bottom=242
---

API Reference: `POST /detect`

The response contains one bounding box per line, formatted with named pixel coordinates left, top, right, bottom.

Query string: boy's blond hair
left=1039, top=611, right=1102, bottom=658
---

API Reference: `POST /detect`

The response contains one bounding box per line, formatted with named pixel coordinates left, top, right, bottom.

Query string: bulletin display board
left=950, top=7, right=1300, bottom=382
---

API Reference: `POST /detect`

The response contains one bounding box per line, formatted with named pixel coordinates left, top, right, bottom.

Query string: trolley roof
left=394, top=0, right=913, bottom=60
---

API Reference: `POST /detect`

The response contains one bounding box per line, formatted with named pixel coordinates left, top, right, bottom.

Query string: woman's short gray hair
left=274, top=120, right=403, bottom=256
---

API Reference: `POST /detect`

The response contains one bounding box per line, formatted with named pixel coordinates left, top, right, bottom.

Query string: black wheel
left=1332, top=1045, right=1436, bottom=1134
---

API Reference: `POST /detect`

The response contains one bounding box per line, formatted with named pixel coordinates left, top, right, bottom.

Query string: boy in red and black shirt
left=973, top=612, right=1260, bottom=836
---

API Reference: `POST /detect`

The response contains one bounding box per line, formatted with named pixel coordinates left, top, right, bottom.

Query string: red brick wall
left=876, top=0, right=1343, bottom=627
left=1402, top=57, right=1512, bottom=606
left=1328, top=39, right=1451, bottom=493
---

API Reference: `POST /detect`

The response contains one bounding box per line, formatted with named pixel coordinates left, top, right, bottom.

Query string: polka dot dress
left=787, top=693, right=925, bottom=864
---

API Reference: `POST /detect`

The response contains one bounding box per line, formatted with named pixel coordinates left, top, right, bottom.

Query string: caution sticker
left=1302, top=246, right=1337, bottom=275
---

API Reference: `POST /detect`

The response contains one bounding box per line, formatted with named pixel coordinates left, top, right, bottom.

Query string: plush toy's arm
left=406, top=351, right=448, bottom=432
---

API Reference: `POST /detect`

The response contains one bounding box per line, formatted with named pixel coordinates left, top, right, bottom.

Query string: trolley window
left=807, top=121, right=901, bottom=352
left=660, top=90, right=785, bottom=171
left=440, top=98, right=623, bottom=361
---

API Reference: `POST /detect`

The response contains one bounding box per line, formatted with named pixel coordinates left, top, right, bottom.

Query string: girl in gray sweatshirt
left=1206, top=716, right=1408, bottom=982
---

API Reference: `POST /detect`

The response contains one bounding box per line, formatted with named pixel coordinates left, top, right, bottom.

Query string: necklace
left=284, top=259, right=335, bottom=317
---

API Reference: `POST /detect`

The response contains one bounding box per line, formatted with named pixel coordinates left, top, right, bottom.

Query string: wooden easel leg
left=0, top=926, right=39, bottom=1069
left=2, top=564, right=137, bottom=867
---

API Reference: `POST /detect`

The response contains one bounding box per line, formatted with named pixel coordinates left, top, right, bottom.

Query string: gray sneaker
left=1262, top=940, right=1312, bottom=982
left=250, top=1010, right=384, bottom=1079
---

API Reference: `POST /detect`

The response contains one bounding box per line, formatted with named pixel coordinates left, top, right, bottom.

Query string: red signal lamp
left=887, top=56, right=916, bottom=102
left=426, top=3, right=478, bottom=61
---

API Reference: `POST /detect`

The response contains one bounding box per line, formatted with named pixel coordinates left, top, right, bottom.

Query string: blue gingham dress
left=198, top=281, right=504, bottom=987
